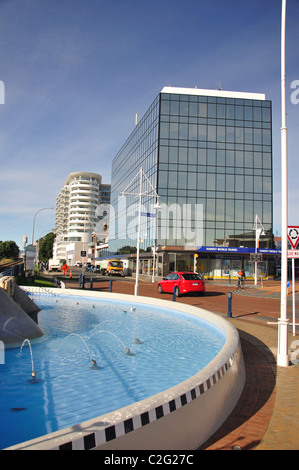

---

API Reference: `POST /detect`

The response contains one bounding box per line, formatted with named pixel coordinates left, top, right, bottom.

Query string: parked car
left=85, top=264, right=100, bottom=273
left=158, top=272, right=205, bottom=297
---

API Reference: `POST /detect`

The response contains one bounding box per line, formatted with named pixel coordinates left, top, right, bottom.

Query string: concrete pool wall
left=8, top=287, right=246, bottom=450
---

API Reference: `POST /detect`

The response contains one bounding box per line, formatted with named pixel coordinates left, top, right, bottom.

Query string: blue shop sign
left=196, top=246, right=281, bottom=255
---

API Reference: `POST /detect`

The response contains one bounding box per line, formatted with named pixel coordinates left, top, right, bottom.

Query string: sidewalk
left=52, top=276, right=299, bottom=450
left=201, top=318, right=299, bottom=450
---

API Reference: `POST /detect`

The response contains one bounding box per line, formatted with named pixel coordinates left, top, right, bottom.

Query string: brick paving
left=55, top=275, right=299, bottom=450
left=199, top=332, right=277, bottom=450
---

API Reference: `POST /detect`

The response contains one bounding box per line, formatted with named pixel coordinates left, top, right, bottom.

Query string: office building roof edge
left=161, top=86, right=266, bottom=101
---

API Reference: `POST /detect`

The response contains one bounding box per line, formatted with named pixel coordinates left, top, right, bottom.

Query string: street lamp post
left=121, top=167, right=160, bottom=296
left=277, top=0, right=289, bottom=367
left=81, top=213, right=97, bottom=275
left=32, top=207, right=54, bottom=245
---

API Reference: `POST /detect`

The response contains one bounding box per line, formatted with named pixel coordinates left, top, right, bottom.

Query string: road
left=46, top=269, right=298, bottom=326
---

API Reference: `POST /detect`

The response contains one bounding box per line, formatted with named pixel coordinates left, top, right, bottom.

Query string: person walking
left=237, top=269, right=245, bottom=288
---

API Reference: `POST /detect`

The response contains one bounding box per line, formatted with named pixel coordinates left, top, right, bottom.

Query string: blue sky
left=0, top=0, right=298, bottom=249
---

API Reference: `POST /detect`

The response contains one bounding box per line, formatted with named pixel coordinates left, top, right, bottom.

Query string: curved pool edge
left=7, top=287, right=246, bottom=450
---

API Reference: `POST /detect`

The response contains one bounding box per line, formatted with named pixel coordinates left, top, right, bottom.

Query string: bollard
left=227, top=292, right=232, bottom=317
left=173, top=286, right=176, bottom=302
left=228, top=274, right=231, bottom=285
left=82, top=275, right=85, bottom=289
left=90, top=278, right=93, bottom=289
left=79, top=273, right=82, bottom=287
left=109, top=279, right=113, bottom=292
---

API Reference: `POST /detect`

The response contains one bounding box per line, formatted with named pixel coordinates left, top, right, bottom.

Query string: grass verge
left=17, top=273, right=54, bottom=288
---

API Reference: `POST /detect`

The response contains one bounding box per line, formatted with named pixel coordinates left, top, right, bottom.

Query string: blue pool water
left=0, top=294, right=226, bottom=449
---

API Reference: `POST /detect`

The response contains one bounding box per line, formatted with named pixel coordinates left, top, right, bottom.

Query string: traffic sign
left=250, top=253, right=263, bottom=262
left=288, top=250, right=299, bottom=258
left=287, top=226, right=299, bottom=249
left=81, top=250, right=86, bottom=257
left=62, top=263, right=69, bottom=273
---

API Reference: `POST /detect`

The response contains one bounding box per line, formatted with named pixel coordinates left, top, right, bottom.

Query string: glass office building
left=109, top=87, right=275, bottom=278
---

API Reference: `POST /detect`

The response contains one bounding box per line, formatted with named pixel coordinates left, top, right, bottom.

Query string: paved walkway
left=201, top=318, right=299, bottom=450
left=49, top=275, right=299, bottom=450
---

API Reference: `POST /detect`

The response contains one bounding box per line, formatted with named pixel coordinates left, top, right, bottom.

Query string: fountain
left=20, top=338, right=40, bottom=384
left=89, top=330, right=133, bottom=356
left=88, top=320, right=142, bottom=356
left=19, top=339, right=37, bottom=380
left=89, top=320, right=142, bottom=345
left=57, top=333, right=100, bottom=369
left=1, top=288, right=245, bottom=451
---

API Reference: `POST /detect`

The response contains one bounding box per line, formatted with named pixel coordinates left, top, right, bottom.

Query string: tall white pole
left=122, top=167, right=160, bottom=295
left=134, top=168, right=143, bottom=296
left=292, top=258, right=296, bottom=336
left=152, top=202, right=158, bottom=283
left=32, top=207, right=54, bottom=244
left=255, top=215, right=258, bottom=286
left=277, top=0, right=289, bottom=367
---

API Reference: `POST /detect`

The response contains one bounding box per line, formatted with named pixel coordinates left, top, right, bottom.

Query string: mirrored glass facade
left=110, top=95, right=160, bottom=253
left=109, top=87, right=273, bottom=255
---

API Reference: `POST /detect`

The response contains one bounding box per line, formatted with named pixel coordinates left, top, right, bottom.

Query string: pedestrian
left=237, top=269, right=245, bottom=287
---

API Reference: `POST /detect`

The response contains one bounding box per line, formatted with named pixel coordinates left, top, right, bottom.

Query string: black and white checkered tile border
left=52, top=348, right=240, bottom=450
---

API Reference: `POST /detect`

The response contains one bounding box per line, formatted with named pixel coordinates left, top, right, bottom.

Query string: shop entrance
left=167, top=253, right=195, bottom=274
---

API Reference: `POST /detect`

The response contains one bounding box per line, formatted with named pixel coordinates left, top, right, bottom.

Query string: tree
left=116, top=245, right=137, bottom=254
left=38, top=232, right=55, bottom=261
left=116, top=245, right=147, bottom=254
left=0, top=240, right=19, bottom=261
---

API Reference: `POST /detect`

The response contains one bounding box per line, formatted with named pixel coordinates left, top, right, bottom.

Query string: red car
left=158, top=272, right=205, bottom=297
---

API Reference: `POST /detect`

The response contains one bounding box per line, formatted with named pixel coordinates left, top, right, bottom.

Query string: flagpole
left=135, top=168, right=143, bottom=296
left=277, top=0, right=289, bottom=367
left=121, top=167, right=160, bottom=296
